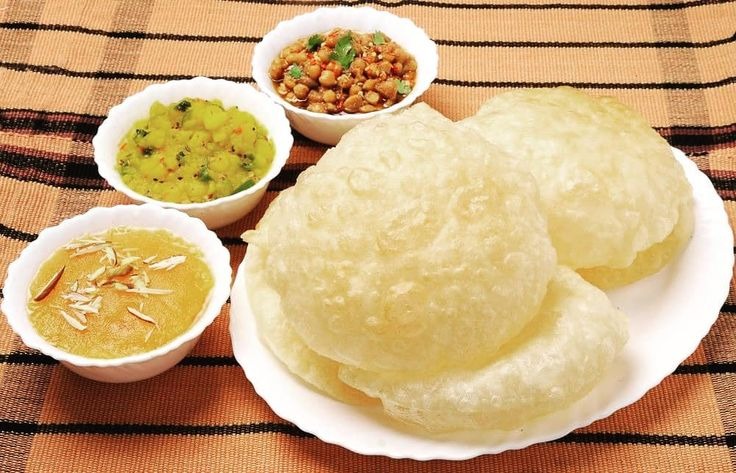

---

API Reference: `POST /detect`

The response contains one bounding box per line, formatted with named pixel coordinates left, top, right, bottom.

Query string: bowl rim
left=0, top=204, right=233, bottom=368
left=251, top=6, right=439, bottom=122
left=92, top=76, right=293, bottom=210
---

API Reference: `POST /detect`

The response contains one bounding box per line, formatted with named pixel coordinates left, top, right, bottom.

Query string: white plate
left=228, top=148, right=733, bottom=460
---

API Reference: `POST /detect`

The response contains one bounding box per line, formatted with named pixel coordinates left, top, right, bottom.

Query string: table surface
left=1, top=0, right=735, bottom=471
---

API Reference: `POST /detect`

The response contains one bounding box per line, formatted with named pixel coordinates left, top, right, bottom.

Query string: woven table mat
left=1, top=0, right=735, bottom=471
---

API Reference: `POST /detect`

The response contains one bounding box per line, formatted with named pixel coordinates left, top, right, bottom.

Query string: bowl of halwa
left=252, top=7, right=438, bottom=145
left=1, top=204, right=232, bottom=383
left=93, top=77, right=293, bottom=229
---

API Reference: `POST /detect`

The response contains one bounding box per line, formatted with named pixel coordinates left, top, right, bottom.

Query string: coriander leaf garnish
left=307, top=34, right=324, bottom=51
left=396, top=79, right=412, bottom=95
left=288, top=65, right=303, bottom=79
left=198, top=165, right=212, bottom=182
left=373, top=31, right=385, bottom=45
left=330, top=32, right=356, bottom=69
left=232, top=179, right=255, bottom=194
left=175, top=99, right=191, bottom=112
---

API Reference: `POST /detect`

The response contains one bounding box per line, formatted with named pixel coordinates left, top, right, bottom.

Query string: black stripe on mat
left=1, top=419, right=735, bottom=446
left=558, top=432, right=734, bottom=447
left=3, top=108, right=736, bottom=150
left=4, top=350, right=736, bottom=374
left=0, top=420, right=314, bottom=438
left=219, top=0, right=733, bottom=12
left=3, top=61, right=736, bottom=91
left=2, top=21, right=733, bottom=49
left=0, top=223, right=37, bottom=242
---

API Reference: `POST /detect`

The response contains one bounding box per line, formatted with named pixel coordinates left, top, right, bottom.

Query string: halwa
left=28, top=227, right=213, bottom=358
left=269, top=28, right=417, bottom=114
left=116, top=98, right=275, bottom=203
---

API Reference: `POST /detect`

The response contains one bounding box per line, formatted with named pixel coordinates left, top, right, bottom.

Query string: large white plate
left=228, top=149, right=733, bottom=460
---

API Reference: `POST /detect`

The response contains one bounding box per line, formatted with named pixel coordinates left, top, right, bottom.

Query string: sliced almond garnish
left=125, top=287, right=174, bottom=295
left=63, top=237, right=107, bottom=250
left=118, top=256, right=140, bottom=266
left=106, top=264, right=133, bottom=278
left=59, top=309, right=86, bottom=331
left=143, top=255, right=157, bottom=264
left=102, top=246, right=117, bottom=265
left=112, top=282, right=132, bottom=291
left=61, top=293, right=91, bottom=303
left=71, top=309, right=88, bottom=324
left=33, top=266, right=65, bottom=302
left=127, top=306, right=158, bottom=326
left=71, top=243, right=110, bottom=257
left=148, top=255, right=186, bottom=271
left=87, top=266, right=105, bottom=281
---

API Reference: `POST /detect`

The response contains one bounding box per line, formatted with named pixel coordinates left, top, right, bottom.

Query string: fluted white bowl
left=93, top=77, right=293, bottom=229
left=1, top=204, right=232, bottom=383
left=252, top=7, right=438, bottom=145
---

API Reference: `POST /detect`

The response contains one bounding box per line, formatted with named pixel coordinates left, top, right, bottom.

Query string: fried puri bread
left=460, top=87, right=693, bottom=287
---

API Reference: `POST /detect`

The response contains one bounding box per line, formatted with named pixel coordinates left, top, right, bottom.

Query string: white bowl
left=1, top=204, right=232, bottom=383
left=93, top=77, right=293, bottom=229
left=252, top=7, right=438, bottom=145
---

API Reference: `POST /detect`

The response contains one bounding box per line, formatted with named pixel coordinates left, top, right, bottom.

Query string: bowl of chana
left=93, top=77, right=293, bottom=229
left=252, top=7, right=438, bottom=145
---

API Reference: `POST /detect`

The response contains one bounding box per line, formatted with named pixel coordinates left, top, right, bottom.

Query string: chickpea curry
left=269, top=29, right=417, bottom=114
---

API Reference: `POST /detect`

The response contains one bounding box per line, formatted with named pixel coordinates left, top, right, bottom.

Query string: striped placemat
left=1, top=0, right=734, bottom=471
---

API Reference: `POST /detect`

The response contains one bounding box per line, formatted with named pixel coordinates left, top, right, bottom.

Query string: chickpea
left=382, top=52, right=396, bottom=62
left=392, top=62, right=404, bottom=75
left=276, top=83, right=288, bottom=96
left=336, top=75, right=354, bottom=90
left=323, top=90, right=337, bottom=103
left=404, top=59, right=417, bottom=72
left=349, top=84, right=362, bottom=96
left=325, top=103, right=338, bottom=113
left=359, top=104, right=378, bottom=113
left=326, top=62, right=343, bottom=76
left=268, top=60, right=285, bottom=81
left=285, top=52, right=307, bottom=64
left=379, top=61, right=392, bottom=74
left=283, top=75, right=296, bottom=89
left=293, top=83, right=309, bottom=100
left=365, top=91, right=380, bottom=105
left=319, top=70, right=337, bottom=87
left=307, top=103, right=327, bottom=113
left=365, top=63, right=381, bottom=78
left=375, top=80, right=398, bottom=100
left=307, top=63, right=321, bottom=80
left=298, top=77, right=318, bottom=88
left=349, top=58, right=367, bottom=76
left=324, top=34, right=338, bottom=47
left=307, top=90, right=321, bottom=102
left=363, top=79, right=378, bottom=91
left=343, top=95, right=364, bottom=113
left=317, top=48, right=331, bottom=63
